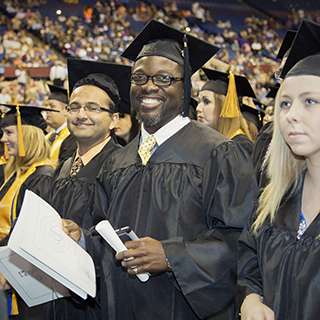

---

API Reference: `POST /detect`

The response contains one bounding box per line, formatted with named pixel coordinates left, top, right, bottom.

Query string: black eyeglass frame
left=130, top=74, right=184, bottom=87
left=66, top=102, right=113, bottom=114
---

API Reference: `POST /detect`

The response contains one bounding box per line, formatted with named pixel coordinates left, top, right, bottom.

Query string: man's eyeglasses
left=66, top=102, right=112, bottom=114
left=130, top=74, right=184, bottom=87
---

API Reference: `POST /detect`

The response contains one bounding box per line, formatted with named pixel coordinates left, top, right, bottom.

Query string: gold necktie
left=70, top=157, right=84, bottom=176
left=138, top=135, right=157, bottom=165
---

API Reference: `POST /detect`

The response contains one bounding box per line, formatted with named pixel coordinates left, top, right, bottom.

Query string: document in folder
left=0, top=190, right=96, bottom=307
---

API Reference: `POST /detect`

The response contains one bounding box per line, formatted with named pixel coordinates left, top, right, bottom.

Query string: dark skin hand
left=62, top=219, right=82, bottom=243
left=61, top=220, right=168, bottom=275
left=115, top=237, right=168, bottom=275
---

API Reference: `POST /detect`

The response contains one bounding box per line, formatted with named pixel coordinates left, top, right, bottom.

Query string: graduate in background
left=45, top=84, right=77, bottom=164
left=44, top=58, right=131, bottom=320
left=0, top=105, right=56, bottom=319
left=237, top=19, right=320, bottom=320
left=197, top=68, right=256, bottom=155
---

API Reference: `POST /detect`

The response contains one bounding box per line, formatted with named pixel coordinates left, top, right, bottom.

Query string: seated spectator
left=0, top=88, right=11, bottom=104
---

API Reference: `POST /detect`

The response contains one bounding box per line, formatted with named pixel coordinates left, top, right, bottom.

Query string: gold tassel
left=220, top=72, right=241, bottom=118
left=11, top=290, right=19, bottom=315
left=16, top=105, right=26, bottom=157
left=4, top=143, right=9, bottom=160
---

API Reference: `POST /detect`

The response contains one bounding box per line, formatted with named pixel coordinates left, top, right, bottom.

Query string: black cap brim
left=202, top=68, right=256, bottom=98
left=240, top=103, right=264, bottom=130
left=47, top=84, right=68, bottom=104
left=266, top=83, right=280, bottom=98
left=280, top=19, right=320, bottom=78
left=276, top=30, right=296, bottom=60
left=121, top=19, right=220, bottom=75
left=0, top=104, right=58, bottom=130
left=67, top=58, right=131, bottom=114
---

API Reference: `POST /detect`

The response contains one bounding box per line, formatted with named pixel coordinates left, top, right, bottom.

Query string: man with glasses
left=63, top=19, right=258, bottom=320
left=44, top=58, right=131, bottom=320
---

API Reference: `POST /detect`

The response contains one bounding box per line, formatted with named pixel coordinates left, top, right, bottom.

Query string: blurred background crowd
left=0, top=0, right=319, bottom=108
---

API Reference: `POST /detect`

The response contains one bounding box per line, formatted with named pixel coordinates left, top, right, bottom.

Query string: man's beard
left=133, top=101, right=181, bottom=128
left=135, top=111, right=163, bottom=127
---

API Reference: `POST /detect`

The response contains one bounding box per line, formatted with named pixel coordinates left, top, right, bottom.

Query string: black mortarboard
left=201, top=68, right=256, bottom=98
left=276, top=30, right=296, bottom=60
left=285, top=53, right=320, bottom=78
left=47, top=84, right=68, bottom=104
left=0, top=104, right=58, bottom=156
left=240, top=101, right=264, bottom=131
left=0, top=104, right=57, bottom=130
left=266, top=83, right=280, bottom=98
left=121, top=19, right=220, bottom=117
left=188, top=97, right=198, bottom=120
left=67, top=58, right=131, bottom=114
left=280, top=19, right=320, bottom=78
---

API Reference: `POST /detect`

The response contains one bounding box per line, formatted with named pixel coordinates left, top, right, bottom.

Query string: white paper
left=95, top=220, right=149, bottom=282
left=1, top=190, right=96, bottom=306
left=0, top=246, right=69, bottom=307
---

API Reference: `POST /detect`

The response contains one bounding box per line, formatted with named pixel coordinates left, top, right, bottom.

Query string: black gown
left=58, top=134, right=77, bottom=163
left=251, top=121, right=273, bottom=187
left=91, top=121, right=258, bottom=320
left=44, top=139, right=121, bottom=320
left=237, top=172, right=320, bottom=320
left=0, top=165, right=54, bottom=320
left=232, top=133, right=254, bottom=156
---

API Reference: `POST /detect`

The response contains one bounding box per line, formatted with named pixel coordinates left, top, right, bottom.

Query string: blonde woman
left=197, top=68, right=255, bottom=155
left=0, top=105, right=55, bottom=319
left=237, top=54, right=320, bottom=320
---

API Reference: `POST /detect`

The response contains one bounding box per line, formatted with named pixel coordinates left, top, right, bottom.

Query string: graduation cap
left=266, top=83, right=280, bottom=98
left=67, top=58, right=131, bottom=114
left=240, top=101, right=265, bottom=131
left=0, top=104, right=58, bottom=157
left=280, top=19, right=320, bottom=78
left=201, top=68, right=256, bottom=119
left=276, top=30, right=296, bottom=60
left=121, top=19, right=220, bottom=117
left=201, top=68, right=256, bottom=98
left=47, top=84, right=68, bottom=104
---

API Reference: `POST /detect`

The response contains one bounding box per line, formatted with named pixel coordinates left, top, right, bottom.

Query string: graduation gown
left=232, top=133, right=254, bottom=157
left=58, top=134, right=77, bottom=162
left=49, top=138, right=121, bottom=229
left=44, top=139, right=121, bottom=320
left=92, top=121, right=258, bottom=320
left=237, top=173, right=320, bottom=320
left=251, top=121, right=273, bottom=187
left=0, top=164, right=54, bottom=320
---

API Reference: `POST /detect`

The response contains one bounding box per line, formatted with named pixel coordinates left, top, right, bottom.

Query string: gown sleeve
left=161, top=142, right=259, bottom=318
left=235, top=211, right=264, bottom=314
left=16, top=165, right=54, bottom=216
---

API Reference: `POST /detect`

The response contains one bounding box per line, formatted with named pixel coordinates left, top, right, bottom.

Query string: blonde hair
left=252, top=84, right=306, bottom=232
left=245, top=118, right=259, bottom=142
left=218, top=114, right=253, bottom=141
left=4, top=125, right=53, bottom=179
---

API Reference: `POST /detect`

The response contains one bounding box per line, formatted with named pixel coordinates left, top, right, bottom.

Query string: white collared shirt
left=140, top=115, right=190, bottom=155
left=55, top=122, right=67, bottom=135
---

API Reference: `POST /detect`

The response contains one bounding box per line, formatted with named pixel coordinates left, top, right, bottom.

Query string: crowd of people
left=0, top=1, right=320, bottom=319
left=0, top=0, right=304, bottom=105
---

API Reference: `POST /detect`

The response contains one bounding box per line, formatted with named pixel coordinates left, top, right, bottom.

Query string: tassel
left=8, top=289, right=19, bottom=316
left=220, top=72, right=241, bottom=118
left=4, top=143, right=9, bottom=160
left=182, top=34, right=191, bottom=117
left=16, top=105, right=26, bottom=157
